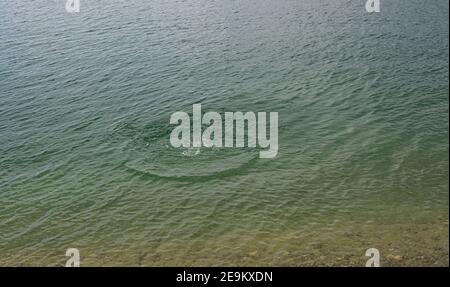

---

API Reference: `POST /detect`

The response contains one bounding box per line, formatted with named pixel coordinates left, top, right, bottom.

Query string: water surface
left=0, top=0, right=448, bottom=266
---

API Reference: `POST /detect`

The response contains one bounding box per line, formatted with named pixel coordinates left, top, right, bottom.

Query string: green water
left=0, top=0, right=448, bottom=266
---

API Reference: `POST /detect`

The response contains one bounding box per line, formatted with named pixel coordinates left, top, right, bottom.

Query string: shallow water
left=0, top=0, right=448, bottom=266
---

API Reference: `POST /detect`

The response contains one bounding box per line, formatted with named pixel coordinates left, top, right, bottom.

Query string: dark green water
left=0, top=0, right=448, bottom=266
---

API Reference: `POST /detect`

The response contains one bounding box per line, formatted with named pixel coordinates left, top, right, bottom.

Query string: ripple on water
left=108, top=119, right=259, bottom=179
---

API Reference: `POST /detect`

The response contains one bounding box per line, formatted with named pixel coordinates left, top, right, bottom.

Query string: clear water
left=0, top=0, right=448, bottom=266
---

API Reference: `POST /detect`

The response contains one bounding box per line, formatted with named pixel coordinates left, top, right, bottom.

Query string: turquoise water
left=0, top=0, right=448, bottom=266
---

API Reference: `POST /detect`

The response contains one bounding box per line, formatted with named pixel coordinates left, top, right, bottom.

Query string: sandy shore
left=1, top=219, right=447, bottom=267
